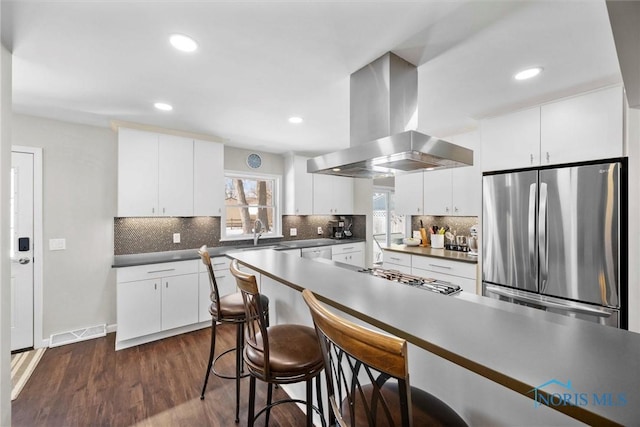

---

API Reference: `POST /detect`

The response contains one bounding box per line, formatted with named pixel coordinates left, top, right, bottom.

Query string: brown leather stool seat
left=198, top=246, right=269, bottom=424
left=303, top=289, right=467, bottom=427
left=344, top=382, right=467, bottom=426
left=244, top=324, right=323, bottom=380
left=230, top=259, right=325, bottom=427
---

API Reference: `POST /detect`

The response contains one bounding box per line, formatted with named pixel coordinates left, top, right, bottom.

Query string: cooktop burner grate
left=358, top=267, right=461, bottom=295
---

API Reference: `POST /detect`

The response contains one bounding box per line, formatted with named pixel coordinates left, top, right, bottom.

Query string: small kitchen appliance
left=328, top=220, right=345, bottom=239
left=468, top=225, right=478, bottom=256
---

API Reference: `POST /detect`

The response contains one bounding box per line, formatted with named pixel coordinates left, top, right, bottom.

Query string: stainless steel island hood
left=307, top=52, right=473, bottom=178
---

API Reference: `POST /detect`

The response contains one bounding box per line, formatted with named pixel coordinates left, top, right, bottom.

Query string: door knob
left=19, top=257, right=31, bottom=264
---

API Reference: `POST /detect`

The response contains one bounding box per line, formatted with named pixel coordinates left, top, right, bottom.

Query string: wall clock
left=247, top=153, right=262, bottom=169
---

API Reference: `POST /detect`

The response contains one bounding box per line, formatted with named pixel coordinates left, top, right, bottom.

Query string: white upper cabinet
left=118, top=128, right=161, bottom=216
left=194, top=140, right=224, bottom=216
left=481, top=86, right=624, bottom=172
left=540, top=85, right=624, bottom=165
left=449, top=131, right=482, bottom=216
left=158, top=134, right=194, bottom=217
left=422, top=130, right=481, bottom=216
left=395, top=172, right=424, bottom=216
left=423, top=169, right=451, bottom=215
left=118, top=127, right=225, bottom=217
left=481, top=107, right=541, bottom=171
left=313, top=175, right=354, bottom=215
left=283, top=154, right=313, bottom=215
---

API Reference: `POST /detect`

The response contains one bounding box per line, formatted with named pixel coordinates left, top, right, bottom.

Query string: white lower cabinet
left=381, top=250, right=412, bottom=275
left=332, top=242, right=365, bottom=268
left=116, top=260, right=200, bottom=348
left=411, top=256, right=477, bottom=294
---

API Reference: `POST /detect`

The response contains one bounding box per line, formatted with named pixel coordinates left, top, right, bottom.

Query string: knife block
left=420, top=228, right=428, bottom=247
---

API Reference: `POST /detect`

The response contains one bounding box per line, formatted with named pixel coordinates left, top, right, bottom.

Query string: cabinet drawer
left=382, top=251, right=411, bottom=267
left=331, top=242, right=364, bottom=256
left=117, top=260, right=199, bottom=283
left=411, top=256, right=475, bottom=279
left=412, top=267, right=477, bottom=293
left=210, top=256, right=231, bottom=271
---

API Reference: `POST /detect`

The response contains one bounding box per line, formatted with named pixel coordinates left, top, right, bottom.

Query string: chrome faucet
left=253, top=219, right=265, bottom=246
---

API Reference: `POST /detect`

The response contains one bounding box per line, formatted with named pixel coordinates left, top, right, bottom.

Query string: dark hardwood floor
left=12, top=325, right=308, bottom=426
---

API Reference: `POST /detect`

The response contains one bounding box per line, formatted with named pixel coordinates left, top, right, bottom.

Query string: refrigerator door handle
left=485, top=286, right=613, bottom=318
left=528, top=183, right=537, bottom=273
left=538, top=182, right=548, bottom=293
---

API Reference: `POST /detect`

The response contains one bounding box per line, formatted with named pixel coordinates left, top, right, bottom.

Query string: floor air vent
left=49, top=324, right=106, bottom=348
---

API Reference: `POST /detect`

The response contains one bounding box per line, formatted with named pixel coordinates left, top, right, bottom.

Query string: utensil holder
left=431, top=234, right=444, bottom=249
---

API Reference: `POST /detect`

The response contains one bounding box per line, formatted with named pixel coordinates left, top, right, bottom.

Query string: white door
left=11, top=151, right=34, bottom=351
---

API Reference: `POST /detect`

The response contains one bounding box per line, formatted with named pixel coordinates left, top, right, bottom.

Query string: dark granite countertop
left=383, top=244, right=478, bottom=264
left=112, top=238, right=366, bottom=268
left=227, top=249, right=640, bottom=426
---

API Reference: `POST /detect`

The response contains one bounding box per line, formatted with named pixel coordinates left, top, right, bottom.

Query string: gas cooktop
left=358, top=267, right=461, bottom=296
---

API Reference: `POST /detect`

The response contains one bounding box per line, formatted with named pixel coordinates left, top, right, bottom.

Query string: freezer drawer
left=484, top=284, right=619, bottom=328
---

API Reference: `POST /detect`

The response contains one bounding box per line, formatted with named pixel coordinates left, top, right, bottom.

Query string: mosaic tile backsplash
left=114, top=215, right=366, bottom=255
left=410, top=216, right=479, bottom=245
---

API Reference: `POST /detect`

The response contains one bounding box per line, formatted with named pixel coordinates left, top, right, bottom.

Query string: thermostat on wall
left=247, top=153, right=262, bottom=169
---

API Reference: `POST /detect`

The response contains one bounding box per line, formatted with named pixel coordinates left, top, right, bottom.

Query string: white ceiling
left=1, top=0, right=623, bottom=156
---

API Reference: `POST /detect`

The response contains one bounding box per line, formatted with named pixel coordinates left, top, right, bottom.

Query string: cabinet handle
left=147, top=268, right=176, bottom=274
left=152, top=207, right=155, bottom=214
left=165, top=282, right=168, bottom=288
left=530, top=154, right=534, bottom=164
left=445, top=207, right=450, bottom=212
left=342, top=247, right=354, bottom=251
left=217, top=275, right=226, bottom=279
left=546, top=151, right=550, bottom=163
left=212, top=262, right=226, bottom=267
left=154, top=283, right=157, bottom=290
left=163, top=207, right=166, bottom=214
left=390, top=257, right=401, bottom=261
left=428, top=263, right=452, bottom=270
left=454, top=207, right=459, bottom=212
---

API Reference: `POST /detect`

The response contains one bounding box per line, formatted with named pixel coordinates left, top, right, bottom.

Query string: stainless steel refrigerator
left=482, top=159, right=627, bottom=328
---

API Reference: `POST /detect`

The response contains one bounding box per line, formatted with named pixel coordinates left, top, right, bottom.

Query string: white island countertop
left=229, top=249, right=639, bottom=426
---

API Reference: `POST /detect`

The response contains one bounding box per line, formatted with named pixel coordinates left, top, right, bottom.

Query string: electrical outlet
left=290, top=228, right=297, bottom=236
left=317, top=227, right=323, bottom=235
left=173, top=233, right=181, bottom=244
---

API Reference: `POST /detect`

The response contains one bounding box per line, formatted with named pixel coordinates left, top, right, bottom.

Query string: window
left=223, top=171, right=281, bottom=240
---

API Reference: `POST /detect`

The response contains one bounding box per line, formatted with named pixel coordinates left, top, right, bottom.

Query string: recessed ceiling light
left=169, top=34, right=198, bottom=52
left=154, top=102, right=173, bottom=111
left=288, top=116, right=303, bottom=124
left=514, top=67, right=543, bottom=81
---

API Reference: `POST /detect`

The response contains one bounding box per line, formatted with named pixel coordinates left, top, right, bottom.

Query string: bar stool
left=198, top=246, right=269, bottom=423
left=229, top=259, right=325, bottom=427
left=302, top=289, right=468, bottom=427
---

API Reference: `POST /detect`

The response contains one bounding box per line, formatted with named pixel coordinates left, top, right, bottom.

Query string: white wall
left=0, top=44, right=13, bottom=427
left=224, top=146, right=284, bottom=175
left=11, top=114, right=117, bottom=342
left=626, top=106, right=639, bottom=332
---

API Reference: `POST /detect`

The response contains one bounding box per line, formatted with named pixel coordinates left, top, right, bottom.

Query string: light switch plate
left=49, top=238, right=66, bottom=251
left=317, top=227, right=323, bottom=235
left=290, top=228, right=297, bottom=236
left=173, top=233, right=181, bottom=243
